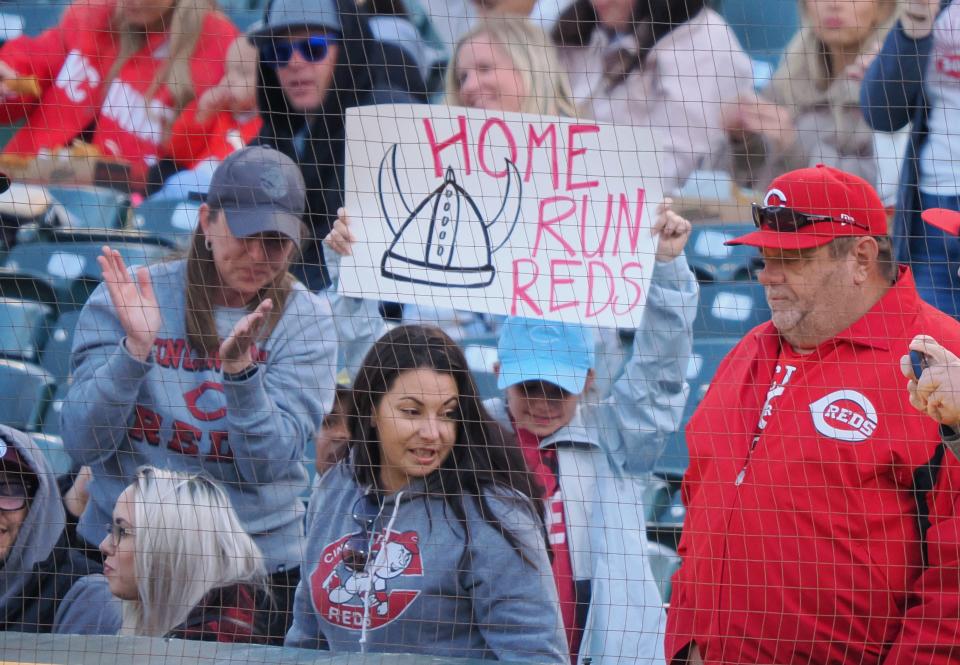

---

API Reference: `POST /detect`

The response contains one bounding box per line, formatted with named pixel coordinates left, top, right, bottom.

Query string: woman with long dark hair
left=286, top=325, right=567, bottom=661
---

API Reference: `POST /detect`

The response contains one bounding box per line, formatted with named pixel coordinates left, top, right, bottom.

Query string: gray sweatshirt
left=61, top=259, right=383, bottom=570
left=286, top=464, right=567, bottom=662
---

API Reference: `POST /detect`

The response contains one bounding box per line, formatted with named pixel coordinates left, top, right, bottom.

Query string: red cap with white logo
left=727, top=164, right=888, bottom=250
left=921, top=208, right=960, bottom=236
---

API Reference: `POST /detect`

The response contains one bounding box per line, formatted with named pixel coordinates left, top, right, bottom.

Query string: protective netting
left=0, top=1, right=957, bottom=664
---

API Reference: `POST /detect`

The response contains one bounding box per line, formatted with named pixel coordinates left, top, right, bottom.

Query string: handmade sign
left=339, top=104, right=663, bottom=328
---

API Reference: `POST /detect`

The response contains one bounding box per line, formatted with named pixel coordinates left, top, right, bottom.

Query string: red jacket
left=0, top=0, right=237, bottom=183
left=665, top=267, right=960, bottom=665
left=165, top=106, right=261, bottom=169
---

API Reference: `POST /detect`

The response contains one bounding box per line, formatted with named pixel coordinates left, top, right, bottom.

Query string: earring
left=204, top=237, right=212, bottom=251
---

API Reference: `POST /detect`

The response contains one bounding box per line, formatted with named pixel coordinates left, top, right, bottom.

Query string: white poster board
left=338, top=104, right=664, bottom=328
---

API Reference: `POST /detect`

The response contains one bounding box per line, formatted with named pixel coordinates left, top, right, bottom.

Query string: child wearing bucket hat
left=482, top=209, right=696, bottom=665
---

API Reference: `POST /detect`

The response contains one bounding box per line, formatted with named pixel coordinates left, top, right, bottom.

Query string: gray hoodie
left=286, top=464, right=567, bottom=662
left=61, top=259, right=383, bottom=571
left=1, top=425, right=93, bottom=632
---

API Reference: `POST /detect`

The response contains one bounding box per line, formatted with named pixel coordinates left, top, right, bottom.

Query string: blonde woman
left=60, top=466, right=268, bottom=640
left=445, top=17, right=579, bottom=118
left=725, top=0, right=898, bottom=190
left=0, top=0, right=238, bottom=189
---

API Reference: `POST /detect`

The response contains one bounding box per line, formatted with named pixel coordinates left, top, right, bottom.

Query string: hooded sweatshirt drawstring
left=359, top=490, right=404, bottom=652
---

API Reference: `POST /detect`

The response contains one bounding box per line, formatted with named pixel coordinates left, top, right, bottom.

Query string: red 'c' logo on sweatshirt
left=310, top=530, right=422, bottom=631
left=937, top=54, right=960, bottom=79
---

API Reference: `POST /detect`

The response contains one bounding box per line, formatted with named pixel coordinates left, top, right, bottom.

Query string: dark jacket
left=254, top=1, right=427, bottom=290
left=860, top=6, right=951, bottom=262
left=166, top=583, right=269, bottom=644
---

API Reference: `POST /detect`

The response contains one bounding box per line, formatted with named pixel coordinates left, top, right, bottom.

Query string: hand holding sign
left=326, top=208, right=357, bottom=257
left=652, top=198, right=692, bottom=263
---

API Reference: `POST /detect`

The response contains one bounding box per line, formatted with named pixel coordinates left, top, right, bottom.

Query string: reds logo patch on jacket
left=665, top=267, right=960, bottom=665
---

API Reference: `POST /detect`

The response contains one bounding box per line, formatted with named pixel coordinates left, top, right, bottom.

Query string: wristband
left=223, top=363, right=259, bottom=382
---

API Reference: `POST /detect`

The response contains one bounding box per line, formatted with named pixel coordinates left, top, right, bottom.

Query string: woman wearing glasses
left=286, top=325, right=567, bottom=662
left=250, top=0, right=427, bottom=291
left=59, top=466, right=268, bottom=641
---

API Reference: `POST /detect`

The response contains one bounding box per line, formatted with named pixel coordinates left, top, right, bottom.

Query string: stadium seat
left=0, top=297, right=53, bottom=363
left=45, top=186, right=131, bottom=231
left=0, top=268, right=58, bottom=306
left=646, top=540, right=682, bottom=604
left=462, top=334, right=501, bottom=401
left=39, top=381, right=69, bottom=437
left=0, top=358, right=54, bottom=431
left=639, top=474, right=673, bottom=523
left=694, top=280, right=770, bottom=338
left=41, top=310, right=81, bottom=383
left=715, top=0, right=800, bottom=67
left=2, top=229, right=176, bottom=307
left=656, top=488, right=687, bottom=528
left=686, top=223, right=763, bottom=283
left=130, top=198, right=201, bottom=250
left=656, top=336, right=740, bottom=479
left=30, top=432, right=73, bottom=477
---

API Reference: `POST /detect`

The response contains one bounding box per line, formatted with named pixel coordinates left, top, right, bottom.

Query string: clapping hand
left=98, top=246, right=162, bottom=362
left=219, top=299, right=273, bottom=375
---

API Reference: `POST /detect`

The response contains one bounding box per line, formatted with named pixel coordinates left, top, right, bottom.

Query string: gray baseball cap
left=206, top=146, right=305, bottom=247
left=253, top=0, right=342, bottom=39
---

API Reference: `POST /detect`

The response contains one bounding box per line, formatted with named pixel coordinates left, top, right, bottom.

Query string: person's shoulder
left=477, top=484, right=538, bottom=524
left=61, top=0, right=115, bottom=33
left=286, top=280, right=334, bottom=318
left=197, top=9, right=239, bottom=39
left=913, top=301, right=960, bottom=352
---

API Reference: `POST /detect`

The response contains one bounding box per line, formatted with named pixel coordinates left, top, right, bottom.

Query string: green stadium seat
left=0, top=358, right=54, bottom=431
left=686, top=223, right=763, bottom=283
left=41, top=310, right=81, bottom=383
left=694, top=280, right=770, bottom=338
left=45, top=186, right=131, bottom=231
left=2, top=229, right=176, bottom=307
left=0, top=297, right=53, bottom=362
left=39, top=380, right=69, bottom=437
left=130, top=198, right=201, bottom=250
left=656, top=336, right=740, bottom=479
left=30, top=432, right=73, bottom=477
left=646, top=541, right=681, bottom=604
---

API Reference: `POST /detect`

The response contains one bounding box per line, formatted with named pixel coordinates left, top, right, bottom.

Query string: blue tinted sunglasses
left=260, top=35, right=335, bottom=68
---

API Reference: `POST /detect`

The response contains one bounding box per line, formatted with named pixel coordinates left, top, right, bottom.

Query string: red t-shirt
left=515, top=427, right=581, bottom=664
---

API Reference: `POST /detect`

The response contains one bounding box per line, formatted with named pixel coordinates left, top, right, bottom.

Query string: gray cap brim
left=224, top=205, right=302, bottom=247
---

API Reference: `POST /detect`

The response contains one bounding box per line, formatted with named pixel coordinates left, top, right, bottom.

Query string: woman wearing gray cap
left=60, top=146, right=383, bottom=642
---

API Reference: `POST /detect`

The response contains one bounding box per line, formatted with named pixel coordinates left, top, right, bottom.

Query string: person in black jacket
left=251, top=0, right=427, bottom=290
left=0, top=425, right=95, bottom=633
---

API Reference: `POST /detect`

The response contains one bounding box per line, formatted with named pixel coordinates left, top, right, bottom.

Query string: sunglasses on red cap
left=751, top=204, right=871, bottom=233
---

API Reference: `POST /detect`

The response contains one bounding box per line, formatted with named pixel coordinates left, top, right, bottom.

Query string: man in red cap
left=665, top=165, right=960, bottom=665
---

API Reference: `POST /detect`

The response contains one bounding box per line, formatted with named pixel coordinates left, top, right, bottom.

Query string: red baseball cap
left=726, top=164, right=888, bottom=250
left=921, top=208, right=960, bottom=236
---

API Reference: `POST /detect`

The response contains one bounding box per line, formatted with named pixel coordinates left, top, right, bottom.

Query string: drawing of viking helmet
left=378, top=144, right=522, bottom=289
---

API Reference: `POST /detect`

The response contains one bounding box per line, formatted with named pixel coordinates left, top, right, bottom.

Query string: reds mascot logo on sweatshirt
left=310, top=530, right=422, bottom=630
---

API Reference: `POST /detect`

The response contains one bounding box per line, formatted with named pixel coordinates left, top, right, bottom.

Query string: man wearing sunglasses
left=251, top=0, right=427, bottom=291
left=665, top=164, right=960, bottom=665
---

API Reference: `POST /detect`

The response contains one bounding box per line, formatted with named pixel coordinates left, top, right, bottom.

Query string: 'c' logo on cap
left=527, top=324, right=565, bottom=346
left=763, top=188, right=787, bottom=208
left=259, top=166, right=288, bottom=200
